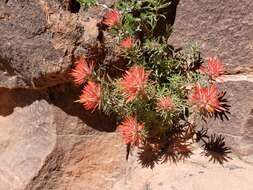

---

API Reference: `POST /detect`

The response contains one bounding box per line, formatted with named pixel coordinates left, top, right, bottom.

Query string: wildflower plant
left=71, top=0, right=231, bottom=168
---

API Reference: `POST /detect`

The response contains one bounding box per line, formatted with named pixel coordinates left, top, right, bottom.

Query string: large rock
left=169, top=0, right=253, bottom=74
left=168, top=0, right=253, bottom=163
left=1, top=83, right=253, bottom=190
left=0, top=89, right=56, bottom=189
left=206, top=80, right=253, bottom=163
left=0, top=0, right=115, bottom=89
left=112, top=150, right=253, bottom=190
left=0, top=85, right=124, bottom=190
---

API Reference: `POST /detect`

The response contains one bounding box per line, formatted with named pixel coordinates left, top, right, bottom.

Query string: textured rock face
left=168, top=0, right=253, bottom=163
left=0, top=0, right=253, bottom=190
left=0, top=89, right=56, bottom=189
left=206, top=81, right=253, bottom=162
left=169, top=0, right=253, bottom=74
left=0, top=0, right=114, bottom=89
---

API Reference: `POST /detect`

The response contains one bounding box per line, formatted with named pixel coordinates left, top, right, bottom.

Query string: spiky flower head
left=70, top=57, right=94, bottom=85
left=118, top=65, right=150, bottom=102
left=189, top=83, right=225, bottom=113
left=118, top=116, right=144, bottom=147
left=200, top=57, right=225, bottom=80
left=120, top=37, right=133, bottom=49
left=156, top=96, right=174, bottom=112
left=102, top=9, right=120, bottom=27
left=79, top=81, right=101, bottom=112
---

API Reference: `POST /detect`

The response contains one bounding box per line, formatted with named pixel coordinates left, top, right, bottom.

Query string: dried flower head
left=118, top=65, right=150, bottom=102
left=200, top=57, right=225, bottom=80
left=189, top=83, right=226, bottom=113
left=118, top=116, right=144, bottom=147
left=79, top=81, right=101, bottom=112
left=70, top=57, right=94, bottom=85
left=156, top=96, right=174, bottom=112
left=102, top=9, right=120, bottom=27
left=120, top=37, right=133, bottom=49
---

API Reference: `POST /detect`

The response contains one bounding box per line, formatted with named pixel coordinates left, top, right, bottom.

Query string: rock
left=0, top=82, right=253, bottom=190
left=0, top=0, right=114, bottom=89
left=167, top=0, right=253, bottom=162
left=169, top=0, right=253, bottom=74
left=206, top=81, right=253, bottom=163
left=112, top=149, right=253, bottom=190
left=0, top=89, right=56, bottom=190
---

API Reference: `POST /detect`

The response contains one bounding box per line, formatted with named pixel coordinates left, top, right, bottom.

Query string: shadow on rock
left=0, top=84, right=116, bottom=132
left=47, top=83, right=117, bottom=132
left=0, top=87, right=48, bottom=116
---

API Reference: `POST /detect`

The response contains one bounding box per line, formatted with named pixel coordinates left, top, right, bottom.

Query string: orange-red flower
left=70, top=57, right=94, bottom=85
left=118, top=116, right=144, bottom=146
left=189, top=83, right=225, bottom=113
left=120, top=37, right=133, bottom=49
left=200, top=57, right=225, bottom=80
left=118, top=65, right=150, bottom=102
left=156, top=96, right=174, bottom=112
left=79, top=81, right=101, bottom=112
left=102, top=9, right=120, bottom=27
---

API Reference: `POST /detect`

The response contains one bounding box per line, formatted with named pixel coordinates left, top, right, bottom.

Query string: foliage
left=76, top=0, right=97, bottom=7
left=72, top=0, right=232, bottom=168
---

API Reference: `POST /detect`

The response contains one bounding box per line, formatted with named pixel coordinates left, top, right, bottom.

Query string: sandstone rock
left=0, top=86, right=122, bottom=190
left=1, top=82, right=253, bottom=190
left=0, top=89, right=56, bottom=190
left=112, top=149, right=253, bottom=190
left=169, top=0, right=253, bottom=74
left=0, top=0, right=114, bottom=89
left=206, top=81, right=253, bottom=163
left=168, top=0, right=253, bottom=163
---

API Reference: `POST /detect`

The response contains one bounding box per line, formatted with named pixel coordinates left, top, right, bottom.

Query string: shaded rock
left=169, top=0, right=253, bottom=74
left=0, top=0, right=115, bottom=89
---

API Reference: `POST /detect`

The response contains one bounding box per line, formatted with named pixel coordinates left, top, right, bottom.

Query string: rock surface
left=205, top=81, right=253, bottom=163
left=0, top=0, right=115, bottom=89
left=168, top=0, right=253, bottom=163
left=0, top=0, right=253, bottom=190
left=112, top=150, right=253, bottom=190
left=0, top=89, right=56, bottom=189
left=1, top=81, right=253, bottom=190
left=169, top=0, right=253, bottom=75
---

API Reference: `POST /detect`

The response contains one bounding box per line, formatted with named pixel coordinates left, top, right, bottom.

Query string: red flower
left=79, top=81, right=101, bottom=112
left=102, top=9, right=120, bottom=27
left=118, top=116, right=144, bottom=146
left=200, top=57, right=225, bottom=80
left=118, top=65, right=150, bottom=102
left=120, top=37, right=133, bottom=49
left=70, top=57, right=94, bottom=85
left=189, top=83, right=225, bottom=113
left=156, top=96, right=174, bottom=112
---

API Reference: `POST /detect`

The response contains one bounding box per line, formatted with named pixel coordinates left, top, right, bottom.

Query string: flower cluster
left=118, top=65, right=150, bottom=102
left=118, top=116, right=144, bottom=147
left=70, top=57, right=101, bottom=112
left=200, top=57, right=225, bottom=80
left=72, top=0, right=231, bottom=167
left=189, top=83, right=225, bottom=113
